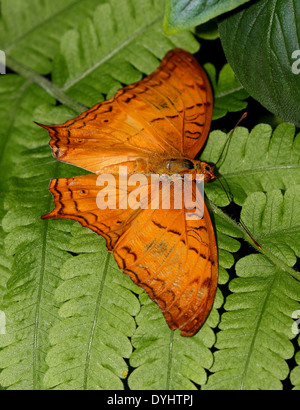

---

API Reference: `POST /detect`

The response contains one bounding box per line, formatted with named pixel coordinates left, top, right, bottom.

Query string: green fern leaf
left=0, top=0, right=103, bottom=73
left=0, top=0, right=203, bottom=390
left=0, top=197, right=11, bottom=305
left=128, top=220, right=240, bottom=389
left=290, top=348, right=300, bottom=389
left=0, top=75, right=55, bottom=192
left=1, top=0, right=299, bottom=391
left=241, top=187, right=300, bottom=267
left=0, top=198, right=11, bottom=389
left=44, top=225, right=141, bottom=390
left=52, top=0, right=200, bottom=106
left=205, top=63, right=249, bottom=120
left=128, top=294, right=216, bottom=390
left=201, top=123, right=300, bottom=206
left=0, top=106, right=83, bottom=390
left=204, top=187, right=300, bottom=390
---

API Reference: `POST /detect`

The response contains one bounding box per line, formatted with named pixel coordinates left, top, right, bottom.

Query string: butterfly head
left=194, top=161, right=216, bottom=182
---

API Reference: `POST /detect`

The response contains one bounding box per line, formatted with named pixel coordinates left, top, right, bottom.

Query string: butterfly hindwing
left=114, top=182, right=217, bottom=336
left=43, top=174, right=218, bottom=336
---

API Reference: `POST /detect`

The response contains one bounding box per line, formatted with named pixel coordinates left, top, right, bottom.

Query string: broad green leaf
left=0, top=0, right=103, bottom=73
left=219, top=0, right=300, bottom=127
left=201, top=123, right=300, bottom=206
left=164, top=0, right=251, bottom=34
left=195, top=20, right=219, bottom=41
left=44, top=227, right=141, bottom=390
left=205, top=62, right=249, bottom=120
left=204, top=187, right=300, bottom=390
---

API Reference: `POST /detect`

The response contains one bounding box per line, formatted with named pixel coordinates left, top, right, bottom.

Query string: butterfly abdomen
left=165, top=158, right=194, bottom=173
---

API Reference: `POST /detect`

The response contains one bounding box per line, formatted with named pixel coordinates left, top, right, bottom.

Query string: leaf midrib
left=165, top=331, right=174, bottom=389
left=33, top=160, right=61, bottom=390
left=220, top=163, right=300, bottom=178
left=240, top=271, right=277, bottom=390
left=215, top=84, right=245, bottom=99
left=256, top=225, right=300, bottom=240
left=62, top=15, right=163, bottom=91
left=83, top=252, right=111, bottom=390
left=209, top=200, right=300, bottom=281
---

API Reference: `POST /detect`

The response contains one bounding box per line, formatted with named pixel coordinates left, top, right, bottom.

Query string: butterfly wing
left=114, top=180, right=218, bottom=336
left=38, top=49, right=213, bottom=173
left=42, top=174, right=143, bottom=250
left=43, top=175, right=218, bottom=336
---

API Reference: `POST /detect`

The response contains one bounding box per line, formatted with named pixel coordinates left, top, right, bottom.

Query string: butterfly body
left=96, top=157, right=216, bottom=181
left=40, top=49, right=218, bottom=337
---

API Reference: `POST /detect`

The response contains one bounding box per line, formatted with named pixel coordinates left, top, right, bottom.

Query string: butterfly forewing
left=40, top=49, right=213, bottom=173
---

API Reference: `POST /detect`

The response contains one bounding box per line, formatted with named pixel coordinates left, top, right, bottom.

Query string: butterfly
left=38, top=49, right=217, bottom=337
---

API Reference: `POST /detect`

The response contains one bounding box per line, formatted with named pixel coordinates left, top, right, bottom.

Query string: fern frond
left=204, top=187, right=300, bottom=390
left=201, top=123, right=300, bottom=206
left=128, top=223, right=241, bottom=390
left=0, top=106, right=82, bottom=389
left=241, top=186, right=300, bottom=266
left=52, top=0, right=200, bottom=106
left=0, top=75, right=55, bottom=192
left=0, top=197, right=12, bottom=389
left=0, top=197, right=12, bottom=305
left=0, top=0, right=204, bottom=390
left=291, top=346, right=300, bottom=389
left=205, top=63, right=249, bottom=120
left=128, top=293, right=216, bottom=390
left=0, top=0, right=103, bottom=73
left=44, top=225, right=141, bottom=390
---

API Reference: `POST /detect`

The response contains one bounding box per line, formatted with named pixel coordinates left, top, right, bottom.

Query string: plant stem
left=208, top=200, right=300, bottom=282
left=6, top=55, right=88, bottom=114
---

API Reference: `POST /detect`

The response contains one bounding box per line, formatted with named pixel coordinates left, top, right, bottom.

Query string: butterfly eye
left=79, top=189, right=88, bottom=196
left=103, top=119, right=109, bottom=123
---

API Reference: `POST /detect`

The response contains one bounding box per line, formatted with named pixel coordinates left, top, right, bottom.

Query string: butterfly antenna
left=215, top=112, right=248, bottom=168
left=215, top=175, right=232, bottom=204
left=215, top=174, right=261, bottom=249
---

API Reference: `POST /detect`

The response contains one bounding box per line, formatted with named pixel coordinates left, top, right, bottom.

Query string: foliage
left=205, top=63, right=249, bottom=120
left=164, top=0, right=251, bottom=34
left=44, top=225, right=141, bottom=390
left=0, top=0, right=299, bottom=391
left=204, top=187, right=300, bottom=389
left=164, top=0, right=300, bottom=127
left=218, top=0, right=300, bottom=127
left=200, top=123, right=300, bottom=206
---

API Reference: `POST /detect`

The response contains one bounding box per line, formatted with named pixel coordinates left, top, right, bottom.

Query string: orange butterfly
left=39, top=49, right=217, bottom=337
